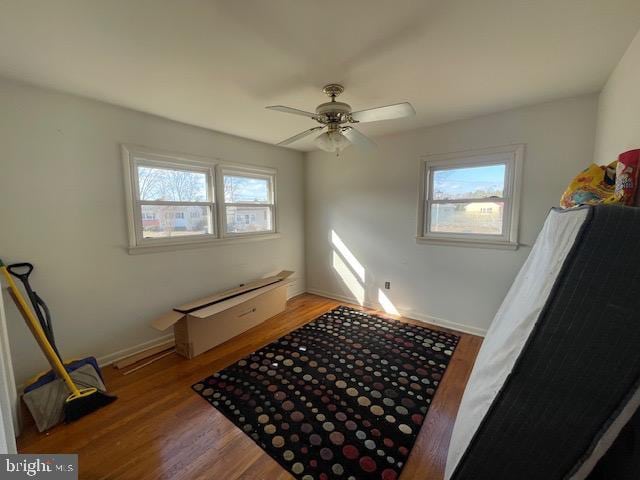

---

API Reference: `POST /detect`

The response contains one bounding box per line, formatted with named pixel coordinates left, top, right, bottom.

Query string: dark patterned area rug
left=193, top=306, right=459, bottom=480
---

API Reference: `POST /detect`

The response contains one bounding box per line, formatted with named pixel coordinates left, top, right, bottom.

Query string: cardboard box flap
left=174, top=270, right=294, bottom=314
left=189, top=278, right=294, bottom=319
left=151, top=310, right=185, bottom=331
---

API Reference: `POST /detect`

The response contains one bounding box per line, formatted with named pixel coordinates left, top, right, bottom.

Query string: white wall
left=0, top=78, right=306, bottom=384
left=594, top=28, right=640, bottom=164
left=305, top=95, right=598, bottom=336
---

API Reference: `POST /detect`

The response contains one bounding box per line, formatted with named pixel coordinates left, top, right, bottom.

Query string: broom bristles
left=63, top=390, right=117, bottom=423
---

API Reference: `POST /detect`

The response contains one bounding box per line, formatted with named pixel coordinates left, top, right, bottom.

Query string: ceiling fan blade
left=342, top=127, right=376, bottom=151
left=277, top=126, right=325, bottom=146
left=350, top=102, right=415, bottom=123
left=266, top=105, right=318, bottom=118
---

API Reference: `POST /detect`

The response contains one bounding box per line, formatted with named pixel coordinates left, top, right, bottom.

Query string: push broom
left=0, top=258, right=116, bottom=422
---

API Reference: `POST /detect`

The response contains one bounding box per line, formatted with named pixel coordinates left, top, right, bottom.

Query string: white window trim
left=122, top=144, right=280, bottom=254
left=416, top=144, right=524, bottom=250
left=217, top=164, right=278, bottom=237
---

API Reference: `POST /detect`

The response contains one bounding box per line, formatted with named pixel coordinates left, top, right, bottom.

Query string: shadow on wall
left=330, top=230, right=400, bottom=316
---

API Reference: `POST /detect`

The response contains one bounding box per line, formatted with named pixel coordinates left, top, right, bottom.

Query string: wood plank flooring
left=17, top=293, right=482, bottom=480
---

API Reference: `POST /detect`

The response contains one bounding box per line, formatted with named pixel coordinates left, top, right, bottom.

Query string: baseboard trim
left=14, top=334, right=178, bottom=394
left=97, top=333, right=176, bottom=367
left=306, top=288, right=487, bottom=337
left=287, top=287, right=307, bottom=299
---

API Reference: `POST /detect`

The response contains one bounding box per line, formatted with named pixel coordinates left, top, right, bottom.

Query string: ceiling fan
left=266, top=84, right=415, bottom=155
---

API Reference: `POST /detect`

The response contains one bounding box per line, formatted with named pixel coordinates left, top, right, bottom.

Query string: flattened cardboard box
left=151, top=271, right=294, bottom=358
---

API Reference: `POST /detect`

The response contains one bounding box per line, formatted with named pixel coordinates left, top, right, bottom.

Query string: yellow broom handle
left=1, top=264, right=81, bottom=397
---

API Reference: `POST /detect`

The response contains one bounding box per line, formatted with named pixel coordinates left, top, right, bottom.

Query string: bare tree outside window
left=138, top=166, right=207, bottom=202
left=137, top=167, right=164, bottom=200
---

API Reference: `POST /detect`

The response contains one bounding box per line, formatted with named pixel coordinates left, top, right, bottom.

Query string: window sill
left=415, top=236, right=519, bottom=250
left=128, top=233, right=281, bottom=255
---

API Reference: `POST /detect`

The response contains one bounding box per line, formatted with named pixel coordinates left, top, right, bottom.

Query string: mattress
left=445, top=205, right=640, bottom=480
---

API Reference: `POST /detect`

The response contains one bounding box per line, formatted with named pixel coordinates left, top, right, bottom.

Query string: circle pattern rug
left=192, top=306, right=459, bottom=479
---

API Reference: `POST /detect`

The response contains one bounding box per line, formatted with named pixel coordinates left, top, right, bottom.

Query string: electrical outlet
left=384, top=281, right=391, bottom=290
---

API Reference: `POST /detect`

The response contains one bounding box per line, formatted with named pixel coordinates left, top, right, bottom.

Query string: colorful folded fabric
left=560, top=162, right=617, bottom=208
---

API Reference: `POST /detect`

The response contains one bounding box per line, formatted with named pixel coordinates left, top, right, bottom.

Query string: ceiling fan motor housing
left=315, top=101, right=352, bottom=124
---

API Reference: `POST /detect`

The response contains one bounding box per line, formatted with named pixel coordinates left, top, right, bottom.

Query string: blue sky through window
left=433, top=164, right=505, bottom=200
left=224, top=175, right=270, bottom=203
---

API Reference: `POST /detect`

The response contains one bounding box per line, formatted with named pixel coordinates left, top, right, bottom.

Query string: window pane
left=432, top=164, right=505, bottom=200
left=429, top=202, right=503, bottom=235
left=141, top=205, right=211, bottom=238
left=225, top=206, right=272, bottom=233
left=224, top=175, right=271, bottom=203
left=137, top=165, right=208, bottom=201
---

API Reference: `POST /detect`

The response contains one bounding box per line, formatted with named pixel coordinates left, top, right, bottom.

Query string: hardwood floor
left=17, top=293, right=482, bottom=480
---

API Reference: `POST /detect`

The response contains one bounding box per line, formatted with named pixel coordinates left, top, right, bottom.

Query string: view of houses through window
left=430, top=201, right=504, bottom=235
left=141, top=205, right=210, bottom=238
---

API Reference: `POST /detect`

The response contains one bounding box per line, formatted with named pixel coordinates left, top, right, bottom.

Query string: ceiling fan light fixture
left=314, top=130, right=351, bottom=154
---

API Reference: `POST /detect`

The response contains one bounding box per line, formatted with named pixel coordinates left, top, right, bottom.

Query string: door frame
left=0, top=289, right=18, bottom=453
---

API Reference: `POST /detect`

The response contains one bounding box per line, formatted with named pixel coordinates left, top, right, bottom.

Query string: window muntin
left=419, top=146, right=523, bottom=248
left=221, top=169, right=276, bottom=235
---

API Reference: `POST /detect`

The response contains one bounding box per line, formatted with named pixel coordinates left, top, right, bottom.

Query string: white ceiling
left=1, top=0, right=639, bottom=151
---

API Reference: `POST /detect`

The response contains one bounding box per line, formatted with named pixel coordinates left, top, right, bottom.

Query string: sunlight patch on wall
left=378, top=289, right=400, bottom=315
left=331, top=230, right=365, bottom=282
left=332, top=250, right=365, bottom=305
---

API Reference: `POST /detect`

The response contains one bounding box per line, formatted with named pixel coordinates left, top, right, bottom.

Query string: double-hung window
left=122, top=145, right=278, bottom=252
left=417, top=145, right=524, bottom=249
left=130, top=154, right=215, bottom=244
left=221, top=168, right=276, bottom=235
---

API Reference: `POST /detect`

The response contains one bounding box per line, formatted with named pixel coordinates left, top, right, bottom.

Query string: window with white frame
left=418, top=145, right=524, bottom=249
left=221, top=168, right=276, bottom=235
left=122, top=145, right=278, bottom=251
